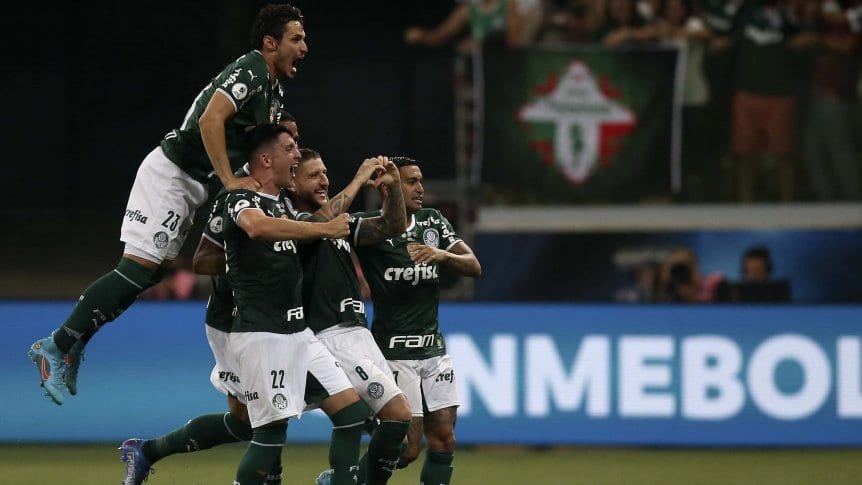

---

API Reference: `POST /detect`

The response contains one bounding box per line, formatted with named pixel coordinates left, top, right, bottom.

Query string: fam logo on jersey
left=422, top=229, right=439, bottom=248
left=153, top=231, right=169, bottom=249
left=272, top=393, right=288, bottom=410
left=367, top=382, right=385, bottom=399
left=519, top=60, right=637, bottom=184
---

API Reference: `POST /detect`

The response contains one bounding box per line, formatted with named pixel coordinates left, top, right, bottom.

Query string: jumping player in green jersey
left=287, top=148, right=413, bottom=485
left=121, top=120, right=377, bottom=485
left=28, top=3, right=309, bottom=406
left=352, top=157, right=481, bottom=485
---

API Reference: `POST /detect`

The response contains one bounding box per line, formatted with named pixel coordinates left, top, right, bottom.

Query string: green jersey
left=223, top=189, right=306, bottom=334
left=295, top=213, right=368, bottom=333
left=161, top=50, right=280, bottom=183
left=202, top=166, right=250, bottom=333
left=353, top=208, right=462, bottom=360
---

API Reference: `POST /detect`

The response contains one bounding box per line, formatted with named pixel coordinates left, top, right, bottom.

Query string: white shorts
left=231, top=328, right=326, bottom=428
left=121, top=146, right=208, bottom=263
left=303, top=330, right=356, bottom=410
left=388, top=354, right=459, bottom=417
left=206, top=326, right=244, bottom=402
left=316, top=326, right=403, bottom=414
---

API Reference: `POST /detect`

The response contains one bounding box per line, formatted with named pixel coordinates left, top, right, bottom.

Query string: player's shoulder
left=415, top=207, right=444, bottom=221
left=351, top=209, right=383, bottom=220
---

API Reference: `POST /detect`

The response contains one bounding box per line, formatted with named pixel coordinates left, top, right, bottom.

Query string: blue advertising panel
left=2, top=302, right=861, bottom=445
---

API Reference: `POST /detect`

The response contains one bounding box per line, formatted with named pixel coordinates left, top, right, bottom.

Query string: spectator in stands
left=802, top=0, right=862, bottom=201
left=645, top=0, right=715, bottom=201
left=594, top=0, right=652, bottom=46
left=730, top=0, right=819, bottom=202
left=663, top=262, right=701, bottom=302
left=537, top=0, right=604, bottom=44
left=404, top=0, right=541, bottom=53
left=696, top=0, right=746, bottom=201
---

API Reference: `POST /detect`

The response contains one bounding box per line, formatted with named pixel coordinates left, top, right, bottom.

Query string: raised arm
left=304, top=157, right=384, bottom=223
left=407, top=240, right=482, bottom=277
left=238, top=210, right=350, bottom=241
left=355, top=161, right=408, bottom=246
left=199, top=91, right=260, bottom=192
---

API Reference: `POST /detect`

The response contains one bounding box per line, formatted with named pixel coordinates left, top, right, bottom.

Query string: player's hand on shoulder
left=224, top=176, right=261, bottom=192
left=324, top=213, right=350, bottom=239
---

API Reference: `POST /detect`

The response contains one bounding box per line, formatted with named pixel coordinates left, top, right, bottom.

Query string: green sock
left=265, top=456, right=282, bottom=484
left=53, top=257, right=155, bottom=352
left=329, top=401, right=371, bottom=485
left=142, top=412, right=251, bottom=463
left=420, top=450, right=454, bottom=485
left=235, top=423, right=286, bottom=485
left=365, top=420, right=410, bottom=484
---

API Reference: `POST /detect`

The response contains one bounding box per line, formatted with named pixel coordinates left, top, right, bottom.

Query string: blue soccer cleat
left=28, top=337, right=67, bottom=405
left=315, top=468, right=333, bottom=485
left=63, top=340, right=85, bottom=395
left=120, top=438, right=154, bottom=485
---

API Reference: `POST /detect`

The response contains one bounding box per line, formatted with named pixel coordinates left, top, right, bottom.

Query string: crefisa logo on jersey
left=422, top=229, right=440, bottom=248
left=153, top=231, right=169, bottom=249
left=272, top=393, right=288, bottom=410
left=124, top=209, right=148, bottom=224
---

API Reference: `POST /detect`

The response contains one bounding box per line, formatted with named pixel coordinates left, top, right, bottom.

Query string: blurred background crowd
left=3, top=0, right=861, bottom=303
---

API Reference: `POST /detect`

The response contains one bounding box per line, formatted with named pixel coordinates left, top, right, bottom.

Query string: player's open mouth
left=291, top=57, right=303, bottom=75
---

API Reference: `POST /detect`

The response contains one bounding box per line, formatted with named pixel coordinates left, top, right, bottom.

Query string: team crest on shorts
left=153, top=231, right=169, bottom=249
left=272, top=393, right=288, bottom=410
left=367, top=382, right=385, bottom=399
left=422, top=229, right=439, bottom=248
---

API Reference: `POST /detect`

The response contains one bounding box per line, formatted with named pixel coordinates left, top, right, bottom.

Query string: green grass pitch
left=2, top=444, right=862, bottom=484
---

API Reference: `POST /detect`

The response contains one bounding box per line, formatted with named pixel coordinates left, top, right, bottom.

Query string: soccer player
left=120, top=124, right=377, bottom=485
left=288, top=148, right=413, bottom=485
left=352, top=157, right=481, bottom=485
left=28, top=3, right=309, bottom=405
left=213, top=123, right=362, bottom=485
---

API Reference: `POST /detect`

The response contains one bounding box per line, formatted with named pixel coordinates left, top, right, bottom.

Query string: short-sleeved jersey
left=223, top=189, right=306, bottom=334
left=733, top=6, right=802, bottom=97
left=161, top=50, right=279, bottom=183
left=352, top=208, right=462, bottom=360
left=295, top=212, right=368, bottom=333
left=201, top=166, right=250, bottom=332
left=697, top=0, right=742, bottom=35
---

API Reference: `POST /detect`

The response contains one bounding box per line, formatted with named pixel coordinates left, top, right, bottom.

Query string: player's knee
left=426, top=425, right=456, bottom=452
left=377, top=394, right=412, bottom=422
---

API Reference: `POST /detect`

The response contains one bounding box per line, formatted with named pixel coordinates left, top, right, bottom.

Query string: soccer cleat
left=28, top=337, right=67, bottom=405
left=315, top=468, right=333, bottom=485
left=120, top=438, right=154, bottom=485
left=64, top=340, right=85, bottom=395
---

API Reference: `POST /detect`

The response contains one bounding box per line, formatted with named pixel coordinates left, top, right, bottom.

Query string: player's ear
left=262, top=35, right=278, bottom=51
left=379, top=183, right=390, bottom=198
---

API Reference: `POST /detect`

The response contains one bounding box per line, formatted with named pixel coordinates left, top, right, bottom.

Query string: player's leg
left=418, top=355, right=459, bottom=485
left=306, top=334, right=371, bottom=485
left=384, top=360, right=424, bottom=470
left=232, top=331, right=310, bottom=484
left=29, top=147, right=206, bottom=403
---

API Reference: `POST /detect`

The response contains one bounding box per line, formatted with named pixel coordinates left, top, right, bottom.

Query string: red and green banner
left=479, top=46, right=680, bottom=203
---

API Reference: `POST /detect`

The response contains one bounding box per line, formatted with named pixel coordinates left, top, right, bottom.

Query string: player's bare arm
left=304, top=157, right=385, bottom=223
left=199, top=91, right=260, bottom=192
left=238, top=209, right=349, bottom=241
left=355, top=161, right=408, bottom=246
left=407, top=241, right=481, bottom=277
left=192, top=237, right=226, bottom=276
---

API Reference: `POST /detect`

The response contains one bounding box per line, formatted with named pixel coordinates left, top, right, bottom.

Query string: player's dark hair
left=279, top=110, right=296, bottom=123
left=251, top=3, right=304, bottom=50
left=390, top=156, right=420, bottom=170
left=742, top=245, right=773, bottom=274
left=299, top=147, right=321, bottom=165
left=247, top=124, right=291, bottom=160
